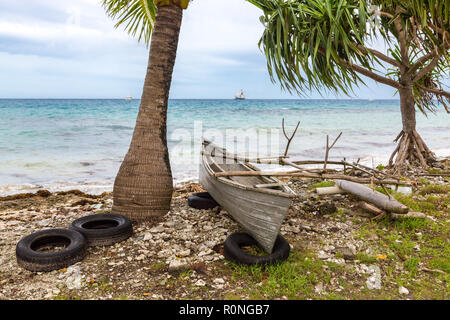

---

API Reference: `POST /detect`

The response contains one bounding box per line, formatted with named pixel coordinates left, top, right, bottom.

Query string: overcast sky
left=0, top=0, right=399, bottom=99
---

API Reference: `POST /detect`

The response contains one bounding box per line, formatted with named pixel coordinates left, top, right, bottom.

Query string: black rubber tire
left=223, top=232, right=290, bottom=266
left=188, top=192, right=219, bottom=210
left=16, top=228, right=87, bottom=272
left=69, top=214, right=133, bottom=246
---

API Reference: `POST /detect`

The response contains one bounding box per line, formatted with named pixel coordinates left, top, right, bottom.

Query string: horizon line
left=0, top=98, right=402, bottom=101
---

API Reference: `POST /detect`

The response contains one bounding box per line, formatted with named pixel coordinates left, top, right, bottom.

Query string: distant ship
left=235, top=90, right=245, bottom=100
left=125, top=96, right=133, bottom=101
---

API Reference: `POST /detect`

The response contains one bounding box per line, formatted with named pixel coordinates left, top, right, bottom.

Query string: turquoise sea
left=0, top=99, right=448, bottom=195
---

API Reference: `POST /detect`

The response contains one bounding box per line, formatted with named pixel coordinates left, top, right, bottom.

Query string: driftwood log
left=315, top=186, right=345, bottom=195
left=335, top=180, right=409, bottom=214
left=358, top=201, right=387, bottom=216
left=214, top=171, right=407, bottom=186
left=390, top=212, right=427, bottom=219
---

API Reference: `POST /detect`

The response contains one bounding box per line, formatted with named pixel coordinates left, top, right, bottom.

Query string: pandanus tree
left=102, top=0, right=190, bottom=221
left=248, top=0, right=450, bottom=173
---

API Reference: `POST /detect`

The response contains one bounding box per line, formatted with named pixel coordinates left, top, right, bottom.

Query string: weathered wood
left=323, top=132, right=343, bottom=171
left=293, top=160, right=343, bottom=165
left=214, top=171, right=408, bottom=185
left=390, top=212, right=427, bottom=219
left=335, top=180, right=409, bottom=214
left=282, top=118, right=301, bottom=157
left=358, top=201, right=386, bottom=216
left=200, top=139, right=295, bottom=254
left=255, top=183, right=284, bottom=188
left=315, top=186, right=345, bottom=195
left=201, top=151, right=286, bottom=164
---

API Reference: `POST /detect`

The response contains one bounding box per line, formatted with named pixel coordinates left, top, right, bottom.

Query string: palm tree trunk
left=389, top=85, right=437, bottom=172
left=112, top=4, right=183, bottom=221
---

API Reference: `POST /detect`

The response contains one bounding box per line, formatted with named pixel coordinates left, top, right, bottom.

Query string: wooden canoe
left=200, top=139, right=295, bottom=253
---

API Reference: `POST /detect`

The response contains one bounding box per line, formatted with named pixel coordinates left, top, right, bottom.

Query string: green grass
left=394, top=193, right=437, bottom=213
left=88, top=276, right=112, bottom=293
left=390, top=217, right=429, bottom=232
left=227, top=250, right=327, bottom=299
left=419, top=184, right=450, bottom=195
left=404, top=257, right=420, bottom=275
left=356, top=252, right=377, bottom=264
left=375, top=186, right=394, bottom=195
left=310, top=180, right=335, bottom=189
left=150, top=262, right=167, bottom=272
left=428, top=256, right=450, bottom=273
left=427, top=168, right=445, bottom=174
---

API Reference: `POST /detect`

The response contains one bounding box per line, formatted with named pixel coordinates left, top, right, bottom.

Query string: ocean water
left=0, top=99, right=448, bottom=196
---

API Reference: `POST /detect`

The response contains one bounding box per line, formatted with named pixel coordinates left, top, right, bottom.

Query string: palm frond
left=102, top=0, right=157, bottom=46
left=247, top=0, right=375, bottom=96
left=248, top=0, right=450, bottom=113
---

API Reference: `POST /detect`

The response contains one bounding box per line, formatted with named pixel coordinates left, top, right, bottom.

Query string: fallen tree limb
left=358, top=202, right=386, bottom=216
left=390, top=212, right=428, bottom=219
left=335, top=180, right=409, bottom=214
left=372, top=211, right=387, bottom=221
left=315, top=186, right=345, bottom=195
left=214, top=171, right=408, bottom=185
left=419, top=267, right=446, bottom=275
left=292, top=160, right=344, bottom=166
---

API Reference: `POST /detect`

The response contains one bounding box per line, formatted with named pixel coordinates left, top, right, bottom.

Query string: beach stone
left=399, top=286, right=409, bottom=295
left=317, top=251, right=329, bottom=260
left=366, top=265, right=382, bottom=290
left=65, top=266, right=83, bottom=290
left=178, top=249, right=191, bottom=257
left=314, top=282, right=324, bottom=295
left=150, top=226, right=164, bottom=233
left=144, top=232, right=153, bottom=241
left=168, top=259, right=189, bottom=272
left=213, top=278, right=225, bottom=285
left=136, top=254, right=145, bottom=261
left=195, top=279, right=206, bottom=287
left=37, top=219, right=51, bottom=227
left=337, top=245, right=357, bottom=260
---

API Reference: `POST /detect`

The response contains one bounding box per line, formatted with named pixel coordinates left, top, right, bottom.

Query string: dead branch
left=358, top=201, right=387, bottom=216
left=390, top=212, right=428, bottom=219
left=214, top=170, right=409, bottom=185
left=315, top=186, right=345, bottom=195
left=419, top=267, right=446, bottom=275
left=282, top=118, right=301, bottom=157
left=323, top=132, right=343, bottom=171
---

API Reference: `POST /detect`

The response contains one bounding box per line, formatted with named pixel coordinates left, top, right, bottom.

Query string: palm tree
left=102, top=0, right=190, bottom=221
left=248, top=0, right=449, bottom=173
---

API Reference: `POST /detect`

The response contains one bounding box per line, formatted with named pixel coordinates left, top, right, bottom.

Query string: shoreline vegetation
left=0, top=159, right=448, bottom=300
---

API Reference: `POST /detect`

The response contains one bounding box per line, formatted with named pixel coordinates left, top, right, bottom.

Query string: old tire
left=223, top=232, right=290, bottom=266
left=16, top=228, right=87, bottom=272
left=69, top=214, right=133, bottom=246
left=188, top=192, right=219, bottom=210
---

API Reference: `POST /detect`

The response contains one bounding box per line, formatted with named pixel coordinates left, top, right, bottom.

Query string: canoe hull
left=200, top=163, right=292, bottom=253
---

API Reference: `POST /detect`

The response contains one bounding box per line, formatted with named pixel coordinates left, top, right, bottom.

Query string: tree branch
left=341, top=61, right=401, bottom=89
left=314, top=45, right=402, bottom=89
left=378, top=11, right=394, bottom=19
left=417, top=85, right=450, bottom=99
left=413, top=55, right=441, bottom=83
left=408, top=50, right=439, bottom=76
left=394, top=7, right=409, bottom=65
left=408, top=42, right=450, bottom=76
left=427, top=22, right=450, bottom=39
left=357, top=45, right=402, bottom=68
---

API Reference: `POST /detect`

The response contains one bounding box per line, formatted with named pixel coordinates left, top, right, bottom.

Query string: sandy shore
left=0, top=169, right=448, bottom=300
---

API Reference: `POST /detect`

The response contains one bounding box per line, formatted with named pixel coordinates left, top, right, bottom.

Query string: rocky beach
left=0, top=163, right=448, bottom=300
